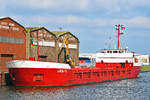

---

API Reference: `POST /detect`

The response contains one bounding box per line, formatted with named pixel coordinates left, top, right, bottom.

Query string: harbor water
left=0, top=72, right=150, bottom=100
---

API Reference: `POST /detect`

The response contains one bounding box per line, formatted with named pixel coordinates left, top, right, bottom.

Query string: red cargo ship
left=6, top=25, right=141, bottom=86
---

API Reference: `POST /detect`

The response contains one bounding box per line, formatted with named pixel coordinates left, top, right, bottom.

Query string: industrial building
left=52, top=31, right=79, bottom=66
left=0, top=17, right=26, bottom=72
left=26, top=27, right=57, bottom=62
left=26, top=28, right=79, bottom=66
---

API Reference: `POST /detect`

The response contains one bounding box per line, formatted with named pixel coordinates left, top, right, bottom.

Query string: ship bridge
left=96, top=49, right=134, bottom=63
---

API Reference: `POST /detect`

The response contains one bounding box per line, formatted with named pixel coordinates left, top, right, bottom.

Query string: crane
left=58, top=37, right=75, bottom=67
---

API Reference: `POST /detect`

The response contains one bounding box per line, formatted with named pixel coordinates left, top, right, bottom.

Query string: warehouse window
left=39, top=55, right=47, bottom=58
left=0, top=54, right=14, bottom=57
left=0, top=36, right=24, bottom=44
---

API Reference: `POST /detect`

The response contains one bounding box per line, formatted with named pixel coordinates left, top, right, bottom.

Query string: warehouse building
left=52, top=31, right=79, bottom=66
left=26, top=27, right=57, bottom=62
left=0, top=17, right=26, bottom=72
left=26, top=29, right=80, bottom=66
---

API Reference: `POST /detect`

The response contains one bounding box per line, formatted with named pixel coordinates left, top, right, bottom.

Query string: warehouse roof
left=52, top=31, right=69, bottom=37
left=25, top=27, right=43, bottom=32
left=0, top=17, right=26, bottom=31
left=25, top=27, right=56, bottom=37
left=52, top=31, right=79, bottom=42
left=25, top=28, right=79, bottom=42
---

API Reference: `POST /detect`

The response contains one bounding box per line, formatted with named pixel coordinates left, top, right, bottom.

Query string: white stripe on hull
left=6, top=60, right=71, bottom=69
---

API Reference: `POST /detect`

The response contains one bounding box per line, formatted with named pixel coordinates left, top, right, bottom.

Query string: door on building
left=0, top=54, right=13, bottom=71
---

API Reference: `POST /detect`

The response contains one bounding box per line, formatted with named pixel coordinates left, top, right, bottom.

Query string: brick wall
left=0, top=17, right=26, bottom=72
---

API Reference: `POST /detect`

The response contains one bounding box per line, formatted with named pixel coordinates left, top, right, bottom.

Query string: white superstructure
left=96, top=49, right=141, bottom=66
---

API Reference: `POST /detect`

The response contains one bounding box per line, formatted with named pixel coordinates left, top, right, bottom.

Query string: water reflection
left=0, top=72, right=150, bottom=100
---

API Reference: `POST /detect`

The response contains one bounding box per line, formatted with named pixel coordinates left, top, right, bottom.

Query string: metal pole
left=37, top=31, right=39, bottom=61
left=117, top=24, right=120, bottom=49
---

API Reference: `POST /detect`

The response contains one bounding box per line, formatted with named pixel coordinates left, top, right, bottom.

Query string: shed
left=52, top=31, right=79, bottom=66
left=26, top=27, right=57, bottom=62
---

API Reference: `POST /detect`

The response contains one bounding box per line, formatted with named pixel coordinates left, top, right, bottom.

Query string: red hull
left=9, top=65, right=141, bottom=86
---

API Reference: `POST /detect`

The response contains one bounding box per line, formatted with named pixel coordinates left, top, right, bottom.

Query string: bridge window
left=107, top=51, right=110, bottom=53
left=119, top=51, right=124, bottom=53
left=107, top=51, right=113, bottom=53
left=113, top=51, right=118, bottom=53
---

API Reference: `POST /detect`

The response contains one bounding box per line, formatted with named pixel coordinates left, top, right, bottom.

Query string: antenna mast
left=115, top=24, right=125, bottom=49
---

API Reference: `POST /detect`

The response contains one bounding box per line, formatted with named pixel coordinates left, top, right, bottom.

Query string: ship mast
left=117, top=24, right=120, bottom=49
left=115, top=24, right=125, bottom=49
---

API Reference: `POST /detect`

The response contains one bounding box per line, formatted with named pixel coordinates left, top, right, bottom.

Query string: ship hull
left=8, top=66, right=141, bottom=87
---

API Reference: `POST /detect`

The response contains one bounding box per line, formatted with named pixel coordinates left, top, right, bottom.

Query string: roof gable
left=25, top=27, right=43, bottom=32
left=26, top=27, right=56, bottom=37
left=52, top=31, right=79, bottom=42
left=0, top=17, right=26, bottom=30
left=52, top=31, right=68, bottom=37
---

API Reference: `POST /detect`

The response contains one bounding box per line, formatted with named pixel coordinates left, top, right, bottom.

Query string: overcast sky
left=1, top=0, right=150, bottom=54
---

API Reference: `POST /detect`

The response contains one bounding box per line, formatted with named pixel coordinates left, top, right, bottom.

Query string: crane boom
left=58, top=37, right=75, bottom=67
